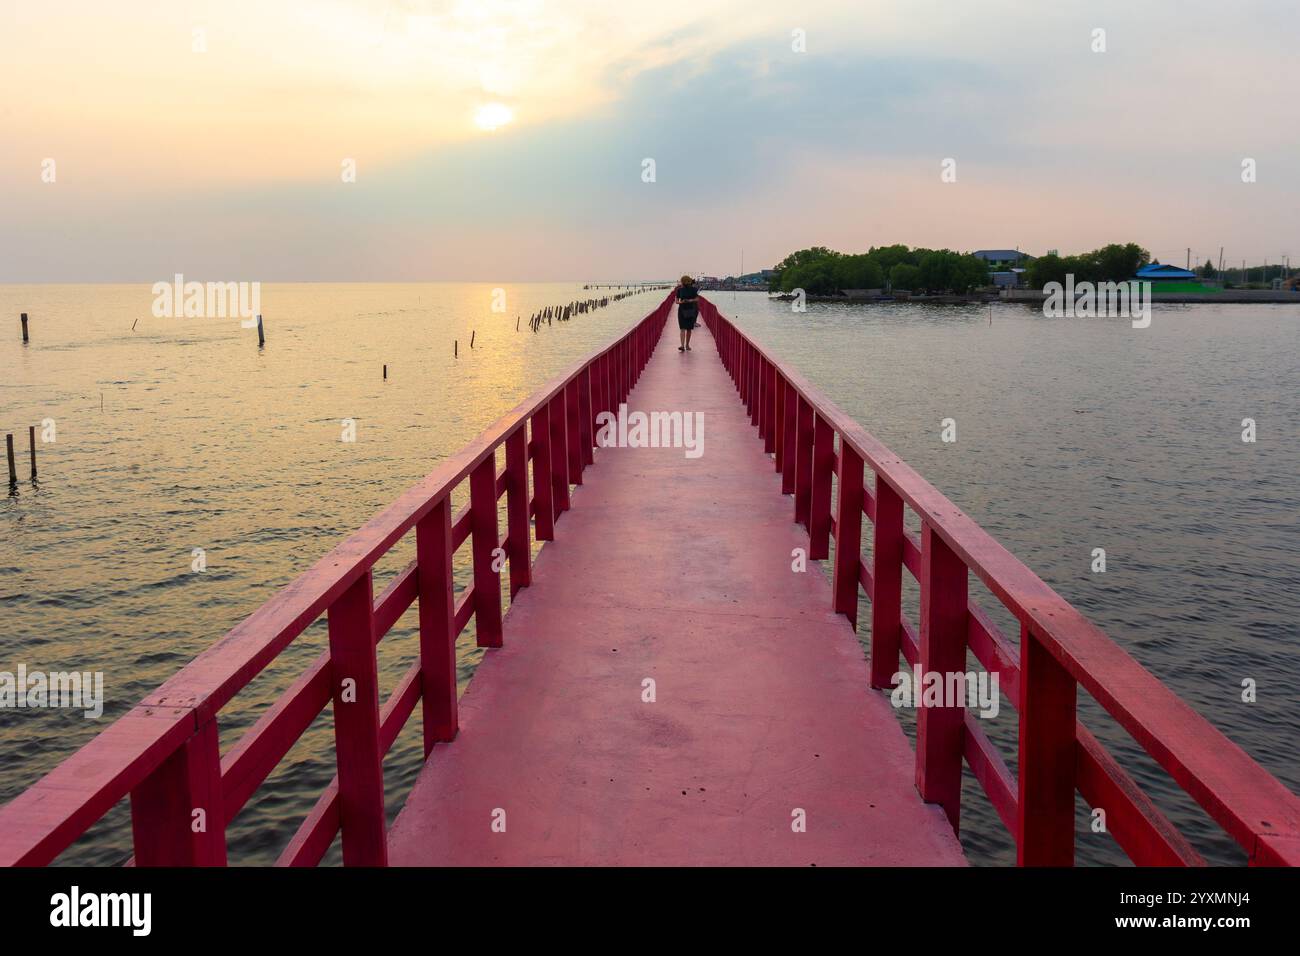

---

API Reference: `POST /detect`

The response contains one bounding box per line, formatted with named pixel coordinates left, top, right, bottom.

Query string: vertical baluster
left=916, top=523, right=968, bottom=833
left=548, top=392, right=570, bottom=515
left=565, top=379, right=583, bottom=485
left=1017, top=623, right=1077, bottom=865
left=759, top=361, right=769, bottom=455
left=606, top=348, right=616, bottom=414
left=578, top=366, right=594, bottom=469
left=832, top=442, right=865, bottom=627
left=593, top=353, right=606, bottom=428
left=743, top=343, right=754, bottom=405
left=750, top=350, right=761, bottom=428
left=793, top=396, right=814, bottom=527
left=327, top=570, right=387, bottom=865
left=809, top=416, right=834, bottom=559
left=623, top=337, right=631, bottom=401
left=130, top=717, right=227, bottom=865
left=870, top=476, right=904, bottom=689
left=416, top=497, right=457, bottom=751
left=530, top=407, right=555, bottom=540
left=470, top=454, right=504, bottom=647
left=773, top=371, right=787, bottom=473
left=743, top=345, right=754, bottom=416
left=504, top=427, right=532, bottom=598
left=781, top=381, right=797, bottom=494
left=615, top=340, right=624, bottom=405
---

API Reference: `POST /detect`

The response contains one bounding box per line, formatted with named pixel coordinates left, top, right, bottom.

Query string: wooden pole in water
left=20, top=313, right=29, bottom=343
left=257, top=314, right=265, bottom=347
left=470, top=330, right=476, bottom=349
left=454, top=340, right=458, bottom=358
left=5, top=434, right=15, bottom=487
left=28, top=426, right=37, bottom=479
left=383, top=364, right=387, bottom=380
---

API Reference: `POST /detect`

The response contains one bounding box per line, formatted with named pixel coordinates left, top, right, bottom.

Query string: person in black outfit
left=676, top=275, right=699, bottom=351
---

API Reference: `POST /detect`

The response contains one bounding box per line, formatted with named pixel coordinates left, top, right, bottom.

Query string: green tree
left=782, top=258, right=839, bottom=295
left=889, top=262, right=921, bottom=291
left=771, top=247, right=838, bottom=291
left=1027, top=253, right=1067, bottom=288
left=833, top=254, right=884, bottom=291
left=1093, top=243, right=1151, bottom=282
left=1200, top=259, right=1216, bottom=278
left=867, top=244, right=915, bottom=275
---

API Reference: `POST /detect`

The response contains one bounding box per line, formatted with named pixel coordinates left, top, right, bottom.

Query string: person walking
left=676, top=275, right=699, bottom=351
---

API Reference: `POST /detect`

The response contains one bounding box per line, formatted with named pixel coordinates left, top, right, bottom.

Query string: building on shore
left=973, top=249, right=1035, bottom=269
left=975, top=250, right=1034, bottom=287
left=1135, top=263, right=1198, bottom=281
left=989, top=268, right=1027, bottom=289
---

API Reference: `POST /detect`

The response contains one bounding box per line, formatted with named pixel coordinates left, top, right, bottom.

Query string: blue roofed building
left=1135, top=263, right=1198, bottom=281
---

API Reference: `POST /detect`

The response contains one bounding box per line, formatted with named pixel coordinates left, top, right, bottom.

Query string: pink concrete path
left=388, top=319, right=967, bottom=866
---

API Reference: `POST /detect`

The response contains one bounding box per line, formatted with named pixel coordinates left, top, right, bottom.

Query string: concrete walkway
left=388, top=318, right=966, bottom=866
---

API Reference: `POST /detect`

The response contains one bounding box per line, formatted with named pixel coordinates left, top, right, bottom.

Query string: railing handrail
left=698, top=296, right=1300, bottom=865
left=0, top=291, right=677, bottom=867
left=146, top=338, right=626, bottom=721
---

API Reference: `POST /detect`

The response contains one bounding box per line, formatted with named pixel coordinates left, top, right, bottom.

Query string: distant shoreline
left=783, top=290, right=1300, bottom=305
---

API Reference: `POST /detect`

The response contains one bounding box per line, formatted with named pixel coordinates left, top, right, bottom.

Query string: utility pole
left=1186, top=248, right=1190, bottom=270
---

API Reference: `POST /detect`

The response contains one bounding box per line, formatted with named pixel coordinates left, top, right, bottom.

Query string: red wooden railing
left=0, top=292, right=676, bottom=867
left=698, top=297, right=1300, bottom=867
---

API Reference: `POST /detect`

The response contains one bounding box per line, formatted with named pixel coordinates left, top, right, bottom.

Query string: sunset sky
left=2, top=0, right=1297, bottom=281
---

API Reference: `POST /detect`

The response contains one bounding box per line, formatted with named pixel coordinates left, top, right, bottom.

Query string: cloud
left=2, top=0, right=1298, bottom=280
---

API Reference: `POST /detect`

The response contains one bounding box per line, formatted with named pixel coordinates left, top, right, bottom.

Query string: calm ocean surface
left=1, top=284, right=1296, bottom=866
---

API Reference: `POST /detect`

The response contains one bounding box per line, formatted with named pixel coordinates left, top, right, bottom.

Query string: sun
left=474, top=103, right=514, bottom=131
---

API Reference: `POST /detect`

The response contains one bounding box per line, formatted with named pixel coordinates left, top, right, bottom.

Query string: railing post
left=604, top=350, right=614, bottom=418
left=763, top=360, right=777, bottom=454
left=616, top=340, right=626, bottom=405
left=781, top=380, right=797, bottom=494
left=1017, top=623, right=1077, bottom=866
left=832, top=442, right=864, bottom=627
left=505, top=426, right=532, bottom=598
left=623, top=337, right=631, bottom=402
left=809, top=416, right=834, bottom=560
left=416, top=497, right=457, bottom=751
left=130, top=717, right=227, bottom=866
left=592, top=353, right=606, bottom=428
left=327, top=570, right=388, bottom=866
left=773, top=371, right=786, bottom=473
left=548, top=392, right=570, bottom=515
left=793, top=396, right=814, bottom=527
left=470, top=453, right=504, bottom=647
left=743, top=343, right=754, bottom=408
left=755, top=355, right=766, bottom=432
left=870, top=476, right=904, bottom=689
left=916, top=523, right=968, bottom=834
left=578, top=365, right=594, bottom=469
left=530, top=407, right=555, bottom=541
left=565, top=379, right=583, bottom=485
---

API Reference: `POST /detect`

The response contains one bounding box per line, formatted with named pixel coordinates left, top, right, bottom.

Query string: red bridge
left=3, top=293, right=1297, bottom=867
